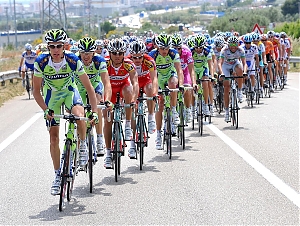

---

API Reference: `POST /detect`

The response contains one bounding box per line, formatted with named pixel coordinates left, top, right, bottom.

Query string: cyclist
left=218, top=35, right=247, bottom=122
left=148, top=33, right=184, bottom=150
left=19, top=43, right=37, bottom=87
left=126, top=40, right=158, bottom=155
left=104, top=39, right=139, bottom=168
left=261, top=34, right=275, bottom=92
left=32, top=29, right=99, bottom=196
left=280, top=32, right=291, bottom=85
left=190, top=34, right=214, bottom=116
left=172, top=34, right=196, bottom=122
left=76, top=37, right=112, bottom=156
left=145, top=37, right=155, bottom=53
left=95, top=39, right=109, bottom=58
left=241, top=34, right=259, bottom=99
left=267, top=30, right=282, bottom=82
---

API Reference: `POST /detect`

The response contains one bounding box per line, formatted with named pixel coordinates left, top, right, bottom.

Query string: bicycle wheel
left=218, top=85, right=224, bottom=114
left=192, top=104, right=196, bottom=130
left=231, top=90, right=238, bottom=129
left=137, top=115, right=144, bottom=170
left=87, top=132, right=93, bottom=193
left=198, top=95, right=203, bottom=135
left=178, top=102, right=185, bottom=149
left=68, top=143, right=77, bottom=201
left=25, top=74, right=31, bottom=99
left=59, top=140, right=71, bottom=211
left=166, top=108, right=172, bottom=159
left=113, top=123, right=121, bottom=182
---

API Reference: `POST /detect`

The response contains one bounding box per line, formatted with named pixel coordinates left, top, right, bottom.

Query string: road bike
left=48, top=113, right=89, bottom=211
left=135, top=88, right=157, bottom=170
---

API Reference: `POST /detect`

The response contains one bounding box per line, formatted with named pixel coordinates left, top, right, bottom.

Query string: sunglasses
left=195, top=46, right=203, bottom=49
left=96, top=47, right=102, bottom=50
left=261, top=40, right=267, bottom=42
left=111, top=52, right=124, bottom=56
left=174, top=47, right=182, bottom=50
left=48, top=44, right=64, bottom=49
left=159, top=47, right=169, bottom=51
left=229, top=43, right=238, bottom=47
left=80, top=51, right=94, bottom=54
left=245, top=42, right=251, bottom=44
left=132, top=55, right=143, bottom=60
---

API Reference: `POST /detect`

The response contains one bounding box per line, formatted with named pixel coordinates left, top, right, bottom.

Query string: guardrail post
left=10, top=79, right=14, bottom=84
left=1, top=80, right=5, bottom=86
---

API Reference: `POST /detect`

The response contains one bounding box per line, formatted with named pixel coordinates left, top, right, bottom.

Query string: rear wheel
left=198, top=94, right=203, bottom=135
left=166, top=108, right=172, bottom=159
left=25, top=74, right=31, bottom=99
left=113, top=123, right=121, bottom=182
left=138, top=116, right=144, bottom=170
left=87, top=132, right=93, bottom=193
left=178, top=102, right=185, bottom=149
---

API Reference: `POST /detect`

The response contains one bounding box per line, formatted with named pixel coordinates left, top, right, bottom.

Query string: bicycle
left=263, top=65, right=271, bottom=98
left=48, top=113, right=89, bottom=211
left=193, top=78, right=211, bottom=136
left=158, top=87, right=178, bottom=159
left=214, top=77, right=224, bottom=114
left=177, top=86, right=193, bottom=150
left=222, top=72, right=244, bottom=129
left=135, top=88, right=157, bottom=170
left=279, top=61, right=285, bottom=90
left=245, top=70, right=256, bottom=108
left=19, top=69, right=32, bottom=99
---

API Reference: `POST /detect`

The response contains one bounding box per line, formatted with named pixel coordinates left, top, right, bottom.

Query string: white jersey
left=101, top=48, right=109, bottom=58
left=241, top=44, right=258, bottom=62
left=220, top=45, right=245, bottom=65
left=21, top=50, right=37, bottom=65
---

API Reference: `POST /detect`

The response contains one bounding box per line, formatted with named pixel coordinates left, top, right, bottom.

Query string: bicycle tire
left=113, top=122, right=121, bottom=182
left=59, top=140, right=71, bottom=211
left=218, top=86, right=224, bottom=114
left=198, top=95, right=203, bottom=136
left=166, top=108, right=172, bottom=159
left=231, top=90, right=237, bottom=128
left=87, top=132, right=93, bottom=193
left=138, top=115, right=144, bottom=170
left=192, top=104, right=195, bottom=130
left=26, top=75, right=31, bottom=99
left=179, top=102, right=185, bottom=149
left=68, top=143, right=77, bottom=201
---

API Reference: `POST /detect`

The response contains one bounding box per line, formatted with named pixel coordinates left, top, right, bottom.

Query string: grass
left=0, top=49, right=26, bottom=107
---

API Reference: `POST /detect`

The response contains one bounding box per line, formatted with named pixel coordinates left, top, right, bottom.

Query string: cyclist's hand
left=256, top=68, right=260, bottom=73
left=18, top=67, right=21, bottom=72
left=243, top=73, right=248, bottom=77
left=193, top=83, right=198, bottom=91
left=104, top=100, right=113, bottom=111
left=179, top=85, right=185, bottom=93
left=44, top=108, right=54, bottom=120
left=88, top=112, right=99, bottom=125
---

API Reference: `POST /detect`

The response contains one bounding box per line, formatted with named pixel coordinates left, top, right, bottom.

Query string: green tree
left=101, top=21, right=116, bottom=34
left=281, top=0, right=299, bottom=16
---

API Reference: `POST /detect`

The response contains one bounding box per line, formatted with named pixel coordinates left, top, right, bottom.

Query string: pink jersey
left=180, top=45, right=194, bottom=85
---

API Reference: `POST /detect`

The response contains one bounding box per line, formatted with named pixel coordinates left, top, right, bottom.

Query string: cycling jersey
left=241, top=44, right=258, bottom=75
left=179, top=46, right=194, bottom=85
left=126, top=54, right=156, bottom=89
left=220, top=45, right=245, bottom=77
left=75, top=54, right=108, bottom=104
left=148, top=48, right=180, bottom=88
left=191, top=46, right=212, bottom=78
left=21, top=50, right=37, bottom=70
left=271, top=37, right=280, bottom=59
left=100, top=48, right=109, bottom=58
left=34, top=52, right=85, bottom=125
left=106, top=58, right=136, bottom=103
left=256, top=41, right=265, bottom=66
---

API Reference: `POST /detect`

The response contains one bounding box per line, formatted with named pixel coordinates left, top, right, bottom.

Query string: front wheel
left=166, top=108, right=172, bottom=159
left=87, top=132, right=93, bottom=193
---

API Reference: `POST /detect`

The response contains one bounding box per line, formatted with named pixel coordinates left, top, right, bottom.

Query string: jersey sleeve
left=76, top=60, right=85, bottom=76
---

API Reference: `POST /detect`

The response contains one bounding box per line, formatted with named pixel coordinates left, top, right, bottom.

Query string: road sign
left=252, top=23, right=263, bottom=35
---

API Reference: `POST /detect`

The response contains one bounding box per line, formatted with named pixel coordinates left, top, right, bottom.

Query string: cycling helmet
left=203, top=33, right=210, bottom=39
left=171, top=34, right=182, bottom=47
left=44, top=29, right=67, bottom=44
left=129, top=40, right=146, bottom=54
left=145, top=37, right=152, bottom=44
left=95, top=39, right=104, bottom=47
left=214, top=37, right=225, bottom=48
left=194, top=35, right=206, bottom=47
left=155, top=34, right=172, bottom=48
left=280, top=31, right=287, bottom=38
left=206, top=38, right=214, bottom=45
left=24, top=43, right=32, bottom=50
left=187, top=38, right=195, bottom=49
left=70, top=44, right=79, bottom=53
left=40, top=43, right=48, bottom=52
left=227, top=36, right=239, bottom=44
left=225, top=31, right=232, bottom=38
left=267, top=30, right=275, bottom=38
left=78, top=37, right=96, bottom=52
left=107, top=39, right=127, bottom=52
left=252, top=33, right=261, bottom=41
left=261, top=34, right=268, bottom=41
left=129, top=36, right=138, bottom=43
left=233, top=31, right=240, bottom=37
left=243, top=34, right=253, bottom=43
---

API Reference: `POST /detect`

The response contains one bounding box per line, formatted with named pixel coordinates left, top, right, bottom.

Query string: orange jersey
left=264, top=41, right=274, bottom=55
left=106, top=58, right=136, bottom=87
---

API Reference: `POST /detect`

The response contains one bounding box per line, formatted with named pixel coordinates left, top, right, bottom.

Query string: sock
left=125, top=120, right=131, bottom=127
left=97, top=134, right=103, bottom=142
left=54, top=169, right=59, bottom=176
left=251, top=86, right=254, bottom=92
left=148, top=114, right=154, bottom=121
left=106, top=148, right=111, bottom=156
left=130, top=140, right=135, bottom=148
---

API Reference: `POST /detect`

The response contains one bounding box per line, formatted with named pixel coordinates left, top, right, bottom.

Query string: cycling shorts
left=222, top=61, right=243, bottom=78
left=158, top=70, right=178, bottom=89
left=79, top=81, right=103, bottom=105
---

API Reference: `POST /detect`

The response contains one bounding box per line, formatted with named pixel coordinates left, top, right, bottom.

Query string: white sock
left=148, top=114, right=154, bottom=121
left=106, top=148, right=111, bottom=156
left=97, top=134, right=103, bottom=142
left=130, top=140, right=135, bottom=148
left=125, top=120, right=131, bottom=127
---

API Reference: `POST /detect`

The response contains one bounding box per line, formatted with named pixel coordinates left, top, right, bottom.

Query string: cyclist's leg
left=221, top=64, right=231, bottom=121
left=144, top=82, right=156, bottom=134
left=95, top=83, right=105, bottom=155
left=168, top=72, right=179, bottom=125
left=122, top=81, right=134, bottom=141
left=202, top=67, right=211, bottom=115
left=233, top=61, right=244, bottom=102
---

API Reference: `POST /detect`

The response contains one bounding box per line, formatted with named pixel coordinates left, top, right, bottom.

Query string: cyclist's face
left=95, top=46, right=102, bottom=54
left=173, top=46, right=182, bottom=55
left=110, top=52, right=124, bottom=65
left=48, top=42, right=64, bottom=61
left=158, top=47, right=169, bottom=57
left=80, top=52, right=94, bottom=65
left=131, top=54, right=144, bottom=66
left=195, top=46, right=203, bottom=54
left=228, top=43, right=238, bottom=52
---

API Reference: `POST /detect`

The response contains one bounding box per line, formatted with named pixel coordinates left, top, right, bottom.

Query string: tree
left=101, top=21, right=116, bottom=34
left=281, top=0, right=299, bottom=16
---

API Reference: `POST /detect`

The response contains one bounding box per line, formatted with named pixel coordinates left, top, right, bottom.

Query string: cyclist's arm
left=80, top=73, right=98, bottom=112
left=187, top=62, right=196, bottom=86
left=218, top=57, right=224, bottom=75
left=19, top=57, right=24, bottom=69
left=207, top=59, right=214, bottom=77
left=174, top=61, right=184, bottom=86
left=241, top=57, right=247, bottom=74
left=150, top=69, right=158, bottom=96
left=100, top=71, right=112, bottom=102
left=129, top=70, right=139, bottom=101
left=255, top=54, right=259, bottom=69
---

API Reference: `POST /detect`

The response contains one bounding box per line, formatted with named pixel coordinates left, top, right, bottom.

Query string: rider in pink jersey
left=172, top=34, right=196, bottom=123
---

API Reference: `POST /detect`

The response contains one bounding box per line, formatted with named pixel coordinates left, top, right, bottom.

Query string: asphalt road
left=0, top=72, right=299, bottom=225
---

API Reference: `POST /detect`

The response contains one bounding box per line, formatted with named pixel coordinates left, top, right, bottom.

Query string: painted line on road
left=286, top=86, right=299, bottom=91
left=206, top=123, right=300, bottom=208
left=0, top=112, right=43, bottom=154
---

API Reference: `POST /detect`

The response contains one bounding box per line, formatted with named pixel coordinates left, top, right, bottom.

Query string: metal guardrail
left=0, top=70, right=20, bottom=85
left=290, top=56, right=300, bottom=63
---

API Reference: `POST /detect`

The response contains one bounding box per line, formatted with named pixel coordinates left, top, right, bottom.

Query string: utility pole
left=5, top=7, right=10, bottom=46
left=13, top=0, right=17, bottom=48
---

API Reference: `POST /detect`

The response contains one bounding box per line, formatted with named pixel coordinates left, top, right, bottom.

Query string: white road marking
left=0, top=112, right=43, bottom=154
left=286, top=86, right=299, bottom=91
left=206, top=123, right=300, bottom=208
